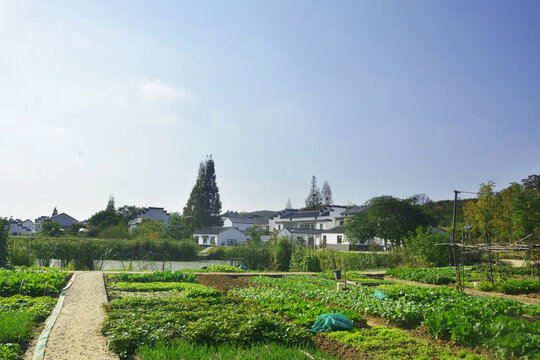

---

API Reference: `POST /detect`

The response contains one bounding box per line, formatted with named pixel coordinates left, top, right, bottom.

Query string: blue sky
left=1, top=0, right=539, bottom=221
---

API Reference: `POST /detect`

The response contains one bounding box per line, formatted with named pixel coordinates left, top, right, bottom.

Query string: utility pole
left=451, top=190, right=462, bottom=290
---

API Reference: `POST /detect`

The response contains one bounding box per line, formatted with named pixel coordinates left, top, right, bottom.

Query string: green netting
left=308, top=313, right=353, bottom=333
left=372, top=289, right=387, bottom=300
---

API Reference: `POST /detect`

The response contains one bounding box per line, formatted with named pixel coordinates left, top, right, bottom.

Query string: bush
left=208, top=264, right=245, bottom=272
left=404, top=227, right=449, bottom=267
left=40, top=221, right=64, bottom=237
left=8, top=242, right=36, bottom=267
left=289, top=246, right=321, bottom=272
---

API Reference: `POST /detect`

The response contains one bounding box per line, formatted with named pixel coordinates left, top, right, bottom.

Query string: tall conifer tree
left=321, top=180, right=333, bottom=205
left=183, top=156, right=222, bottom=232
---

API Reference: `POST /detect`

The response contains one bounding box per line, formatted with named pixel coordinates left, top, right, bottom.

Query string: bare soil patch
left=196, top=274, right=258, bottom=293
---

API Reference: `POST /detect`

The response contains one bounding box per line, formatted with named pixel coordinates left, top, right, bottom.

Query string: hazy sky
left=1, top=1, right=539, bottom=221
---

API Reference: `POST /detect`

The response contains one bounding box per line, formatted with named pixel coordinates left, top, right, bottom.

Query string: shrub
left=208, top=264, right=245, bottom=272
left=404, top=227, right=449, bottom=267
left=8, top=242, right=36, bottom=267
left=289, top=246, right=321, bottom=272
left=40, top=221, right=64, bottom=237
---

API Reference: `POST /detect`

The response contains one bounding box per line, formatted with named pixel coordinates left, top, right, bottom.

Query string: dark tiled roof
left=224, top=217, right=268, bottom=225
left=194, top=227, right=234, bottom=235
left=342, top=205, right=369, bottom=215
left=283, top=227, right=324, bottom=235
left=324, top=225, right=347, bottom=234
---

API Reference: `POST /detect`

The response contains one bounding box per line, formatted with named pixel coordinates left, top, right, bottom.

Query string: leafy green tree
left=131, top=219, right=166, bottom=241
left=465, top=181, right=499, bottom=241
left=345, top=196, right=434, bottom=248
left=166, top=212, right=184, bottom=240
left=41, top=221, right=64, bottom=237
left=87, top=209, right=124, bottom=237
left=345, top=211, right=375, bottom=244
left=405, top=226, right=449, bottom=266
left=522, top=174, right=540, bottom=191
left=183, top=157, right=223, bottom=232
left=117, top=205, right=144, bottom=221
left=304, top=175, right=322, bottom=210
left=509, top=182, right=540, bottom=240
left=0, top=218, right=9, bottom=267
left=247, top=224, right=270, bottom=244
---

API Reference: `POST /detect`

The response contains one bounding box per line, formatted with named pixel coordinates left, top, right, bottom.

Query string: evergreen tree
left=183, top=156, right=222, bottom=233
left=106, top=195, right=116, bottom=211
left=321, top=180, right=333, bottom=205
left=52, top=206, right=58, bottom=217
left=305, top=176, right=322, bottom=210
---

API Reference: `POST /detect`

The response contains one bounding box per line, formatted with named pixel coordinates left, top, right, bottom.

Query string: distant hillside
left=423, top=198, right=475, bottom=227
left=222, top=210, right=279, bottom=219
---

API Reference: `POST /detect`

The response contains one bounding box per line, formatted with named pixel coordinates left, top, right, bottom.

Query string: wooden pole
left=451, top=190, right=461, bottom=290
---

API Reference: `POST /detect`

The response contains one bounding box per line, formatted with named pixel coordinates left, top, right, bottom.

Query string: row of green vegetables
left=0, top=267, right=69, bottom=297
left=1, top=267, right=69, bottom=360
left=386, top=266, right=539, bottom=294
left=252, top=275, right=540, bottom=359
left=103, top=271, right=485, bottom=360
left=102, top=273, right=325, bottom=359
left=231, top=283, right=484, bottom=360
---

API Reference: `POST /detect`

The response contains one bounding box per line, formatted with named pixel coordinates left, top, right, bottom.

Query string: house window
left=278, top=224, right=281, bottom=230
left=337, top=235, right=342, bottom=244
left=319, top=224, right=323, bottom=230
left=340, top=220, right=344, bottom=226
left=323, top=235, right=327, bottom=244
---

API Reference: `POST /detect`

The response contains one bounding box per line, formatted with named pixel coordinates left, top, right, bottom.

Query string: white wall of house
left=278, top=229, right=323, bottom=248
left=195, top=228, right=247, bottom=246
left=269, top=206, right=347, bottom=232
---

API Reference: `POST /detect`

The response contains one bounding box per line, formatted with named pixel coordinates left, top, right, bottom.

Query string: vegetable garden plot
left=109, top=270, right=196, bottom=283
left=0, top=267, right=69, bottom=296
left=0, top=267, right=69, bottom=360
left=252, top=275, right=540, bottom=359
left=101, top=286, right=313, bottom=359
left=387, top=266, right=539, bottom=295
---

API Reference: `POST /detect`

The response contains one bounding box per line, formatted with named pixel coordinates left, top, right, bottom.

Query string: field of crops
left=0, top=267, right=69, bottom=360
left=387, top=266, right=539, bottom=294
left=100, top=270, right=540, bottom=359
left=252, top=275, right=539, bottom=359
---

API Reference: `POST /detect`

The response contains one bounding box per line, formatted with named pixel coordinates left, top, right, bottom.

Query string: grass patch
left=0, top=311, right=34, bottom=344
left=326, top=327, right=485, bottom=360
left=137, top=341, right=336, bottom=360
left=111, top=282, right=220, bottom=297
left=110, top=271, right=196, bottom=283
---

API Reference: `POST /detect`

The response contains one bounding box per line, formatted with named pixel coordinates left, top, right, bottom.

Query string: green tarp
left=308, top=313, right=353, bottom=333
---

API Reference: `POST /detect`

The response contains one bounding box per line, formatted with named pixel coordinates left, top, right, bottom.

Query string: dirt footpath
left=25, top=272, right=118, bottom=360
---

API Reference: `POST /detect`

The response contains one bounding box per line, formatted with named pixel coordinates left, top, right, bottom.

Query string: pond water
left=49, top=259, right=230, bottom=271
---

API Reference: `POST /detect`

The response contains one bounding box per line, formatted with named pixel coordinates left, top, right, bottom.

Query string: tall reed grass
left=8, top=237, right=200, bottom=270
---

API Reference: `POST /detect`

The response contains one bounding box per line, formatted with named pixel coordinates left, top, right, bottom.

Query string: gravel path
left=25, top=272, right=118, bottom=360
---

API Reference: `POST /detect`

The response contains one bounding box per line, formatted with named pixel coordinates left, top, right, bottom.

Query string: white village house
left=194, top=227, right=248, bottom=246
left=271, top=206, right=385, bottom=250
left=222, top=216, right=268, bottom=231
